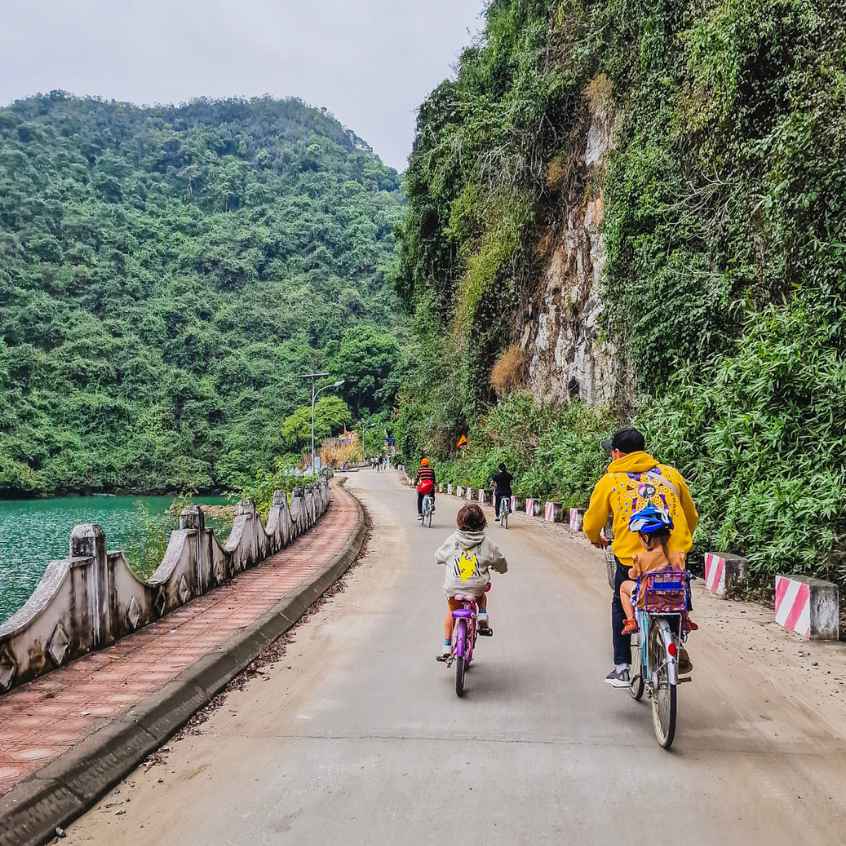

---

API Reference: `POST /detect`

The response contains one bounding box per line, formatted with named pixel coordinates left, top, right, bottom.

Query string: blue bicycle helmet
left=629, top=503, right=673, bottom=534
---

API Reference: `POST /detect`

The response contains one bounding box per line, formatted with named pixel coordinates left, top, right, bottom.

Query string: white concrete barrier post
left=703, top=552, right=747, bottom=598
left=774, top=575, right=839, bottom=640
left=447, top=483, right=453, bottom=495
left=544, top=502, right=562, bottom=523
left=525, top=498, right=539, bottom=517
left=569, top=507, right=586, bottom=532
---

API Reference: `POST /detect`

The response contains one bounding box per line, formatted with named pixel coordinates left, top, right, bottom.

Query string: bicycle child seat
left=639, top=570, right=688, bottom=613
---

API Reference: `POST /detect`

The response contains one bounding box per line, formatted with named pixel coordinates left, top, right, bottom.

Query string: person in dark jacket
left=490, top=463, right=513, bottom=518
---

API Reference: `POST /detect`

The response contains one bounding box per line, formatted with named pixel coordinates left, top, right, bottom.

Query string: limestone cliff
left=517, top=78, right=630, bottom=409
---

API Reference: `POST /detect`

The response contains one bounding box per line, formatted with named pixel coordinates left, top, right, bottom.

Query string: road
left=67, top=470, right=846, bottom=845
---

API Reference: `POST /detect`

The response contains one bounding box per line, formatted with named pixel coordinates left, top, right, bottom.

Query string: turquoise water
left=0, top=495, right=228, bottom=624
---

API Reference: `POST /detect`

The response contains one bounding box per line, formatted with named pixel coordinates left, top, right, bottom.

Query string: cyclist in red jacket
left=414, top=458, right=437, bottom=521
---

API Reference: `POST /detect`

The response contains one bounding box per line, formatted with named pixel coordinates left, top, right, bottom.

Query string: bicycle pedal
left=678, top=676, right=692, bottom=683
left=478, top=628, right=493, bottom=637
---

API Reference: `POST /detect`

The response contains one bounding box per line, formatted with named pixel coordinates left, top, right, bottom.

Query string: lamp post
left=299, top=372, right=345, bottom=476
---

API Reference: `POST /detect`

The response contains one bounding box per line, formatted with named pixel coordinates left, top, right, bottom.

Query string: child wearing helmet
left=619, top=504, right=698, bottom=635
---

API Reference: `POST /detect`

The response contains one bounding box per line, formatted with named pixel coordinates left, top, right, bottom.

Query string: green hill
left=0, top=92, right=403, bottom=495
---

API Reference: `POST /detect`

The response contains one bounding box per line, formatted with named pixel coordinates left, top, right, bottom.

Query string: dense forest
left=394, top=0, right=846, bottom=590
left=0, top=93, right=403, bottom=496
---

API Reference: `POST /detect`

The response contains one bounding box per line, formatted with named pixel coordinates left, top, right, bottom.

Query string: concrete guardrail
left=0, top=481, right=331, bottom=694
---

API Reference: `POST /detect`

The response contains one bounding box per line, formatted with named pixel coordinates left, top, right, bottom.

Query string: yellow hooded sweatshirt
left=582, top=451, right=699, bottom=566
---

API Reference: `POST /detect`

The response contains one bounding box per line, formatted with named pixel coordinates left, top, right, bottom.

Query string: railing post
left=180, top=506, right=207, bottom=595
left=70, top=524, right=112, bottom=648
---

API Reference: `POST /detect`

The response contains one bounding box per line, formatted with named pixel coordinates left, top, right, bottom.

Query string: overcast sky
left=0, top=0, right=487, bottom=171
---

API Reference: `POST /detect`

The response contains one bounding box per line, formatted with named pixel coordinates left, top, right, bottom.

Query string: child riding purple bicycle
left=434, top=504, right=508, bottom=660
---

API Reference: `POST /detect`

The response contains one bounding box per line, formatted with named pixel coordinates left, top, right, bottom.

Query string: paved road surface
left=67, top=471, right=846, bottom=845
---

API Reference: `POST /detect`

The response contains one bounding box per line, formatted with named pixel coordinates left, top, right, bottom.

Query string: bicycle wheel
left=454, top=621, right=466, bottom=698
left=465, top=620, right=475, bottom=669
left=649, top=623, right=677, bottom=748
left=426, top=507, right=432, bottom=528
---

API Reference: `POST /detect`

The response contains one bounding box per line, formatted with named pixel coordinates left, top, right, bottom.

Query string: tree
left=281, top=395, right=352, bottom=452
left=331, top=324, right=402, bottom=417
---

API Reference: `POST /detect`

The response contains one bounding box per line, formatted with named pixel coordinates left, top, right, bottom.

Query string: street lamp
left=298, top=372, right=345, bottom=476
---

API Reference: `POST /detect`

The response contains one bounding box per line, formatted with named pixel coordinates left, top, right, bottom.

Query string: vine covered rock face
left=0, top=94, right=402, bottom=496
left=394, top=0, right=846, bottom=593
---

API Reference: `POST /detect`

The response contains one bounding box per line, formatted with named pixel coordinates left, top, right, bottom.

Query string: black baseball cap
left=601, top=427, right=645, bottom=454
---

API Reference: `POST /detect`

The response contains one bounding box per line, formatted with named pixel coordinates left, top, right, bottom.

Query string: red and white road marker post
left=703, top=552, right=747, bottom=598
left=544, top=502, right=562, bottom=522
left=569, top=507, right=586, bottom=533
left=774, top=575, right=839, bottom=640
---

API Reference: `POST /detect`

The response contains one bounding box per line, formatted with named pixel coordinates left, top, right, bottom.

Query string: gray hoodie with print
left=435, top=529, right=508, bottom=596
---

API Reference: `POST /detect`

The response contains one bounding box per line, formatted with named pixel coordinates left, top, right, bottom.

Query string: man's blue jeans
left=612, top=560, right=632, bottom=666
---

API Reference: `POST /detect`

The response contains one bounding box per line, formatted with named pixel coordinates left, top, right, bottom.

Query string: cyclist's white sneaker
left=604, top=667, right=630, bottom=688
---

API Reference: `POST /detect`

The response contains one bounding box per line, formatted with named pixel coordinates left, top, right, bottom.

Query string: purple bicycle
left=444, top=592, right=491, bottom=697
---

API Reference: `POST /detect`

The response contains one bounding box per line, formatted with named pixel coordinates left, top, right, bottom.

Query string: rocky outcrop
left=518, top=76, right=631, bottom=408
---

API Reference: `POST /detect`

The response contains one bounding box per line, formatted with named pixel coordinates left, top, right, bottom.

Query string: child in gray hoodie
left=434, top=503, right=508, bottom=659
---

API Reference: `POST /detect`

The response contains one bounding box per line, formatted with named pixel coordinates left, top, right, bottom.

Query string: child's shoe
left=478, top=610, right=493, bottom=635
left=685, top=617, right=699, bottom=632
left=621, top=618, right=638, bottom=636
left=436, top=640, right=452, bottom=661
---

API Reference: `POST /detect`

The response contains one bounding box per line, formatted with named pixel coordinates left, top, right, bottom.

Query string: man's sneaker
left=436, top=644, right=452, bottom=662
left=417, top=515, right=423, bottom=522
left=604, top=667, right=631, bottom=688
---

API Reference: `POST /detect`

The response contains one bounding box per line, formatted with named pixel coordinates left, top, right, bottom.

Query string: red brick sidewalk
left=0, top=486, right=360, bottom=798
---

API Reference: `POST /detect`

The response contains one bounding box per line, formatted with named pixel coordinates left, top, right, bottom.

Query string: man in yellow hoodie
left=583, top=427, right=699, bottom=687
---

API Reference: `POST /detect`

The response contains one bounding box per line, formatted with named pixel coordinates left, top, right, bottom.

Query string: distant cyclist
left=490, top=463, right=513, bottom=518
left=414, top=457, right=437, bottom=521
